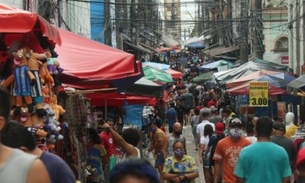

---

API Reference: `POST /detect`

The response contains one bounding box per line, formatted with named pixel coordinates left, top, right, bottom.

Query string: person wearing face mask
left=167, top=122, right=187, bottom=157
left=212, top=118, right=251, bottom=183
left=163, top=140, right=199, bottom=183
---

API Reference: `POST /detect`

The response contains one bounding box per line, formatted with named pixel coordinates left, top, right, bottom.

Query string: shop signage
left=249, top=81, right=269, bottom=107
left=281, top=56, right=289, bottom=64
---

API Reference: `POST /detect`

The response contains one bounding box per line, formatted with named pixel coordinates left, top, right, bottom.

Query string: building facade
left=0, top=0, right=23, bottom=9
left=288, top=0, right=305, bottom=75
left=263, top=7, right=289, bottom=66
left=163, top=0, right=181, bottom=42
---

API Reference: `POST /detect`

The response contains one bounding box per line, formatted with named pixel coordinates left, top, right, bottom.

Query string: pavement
left=182, top=124, right=205, bottom=183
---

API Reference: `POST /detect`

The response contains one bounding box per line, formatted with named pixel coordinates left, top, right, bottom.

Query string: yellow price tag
left=249, top=81, right=268, bottom=107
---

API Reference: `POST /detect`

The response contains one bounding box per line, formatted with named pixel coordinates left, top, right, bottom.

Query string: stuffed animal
left=26, top=47, right=49, bottom=117
left=43, top=108, right=64, bottom=146
left=45, top=48, right=63, bottom=85
left=1, top=48, right=36, bottom=115
left=50, top=94, right=65, bottom=120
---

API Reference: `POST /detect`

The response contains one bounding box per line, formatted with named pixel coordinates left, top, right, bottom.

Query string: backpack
left=209, top=134, right=225, bottom=167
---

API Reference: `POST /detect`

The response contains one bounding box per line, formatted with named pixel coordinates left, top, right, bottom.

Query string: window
left=274, top=37, right=288, bottom=50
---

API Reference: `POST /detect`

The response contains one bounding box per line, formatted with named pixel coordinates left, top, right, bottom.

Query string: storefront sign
left=249, top=81, right=269, bottom=107
left=281, top=56, right=289, bottom=64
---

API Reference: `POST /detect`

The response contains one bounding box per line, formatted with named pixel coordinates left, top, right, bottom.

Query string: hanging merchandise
left=59, top=93, right=95, bottom=183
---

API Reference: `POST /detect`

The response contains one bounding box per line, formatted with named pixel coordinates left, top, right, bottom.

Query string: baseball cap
left=273, top=122, right=286, bottom=132
left=297, top=148, right=305, bottom=169
left=215, top=122, right=224, bottom=133
left=229, top=118, right=242, bottom=127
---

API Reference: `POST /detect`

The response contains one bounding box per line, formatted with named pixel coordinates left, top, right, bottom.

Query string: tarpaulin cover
left=226, top=70, right=280, bottom=89
left=165, top=69, right=183, bottom=79
left=143, top=66, right=173, bottom=83
left=0, top=3, right=61, bottom=45
left=86, top=93, right=153, bottom=107
left=200, top=60, right=234, bottom=70
left=123, top=104, right=144, bottom=129
left=288, top=75, right=305, bottom=90
left=214, top=60, right=288, bottom=86
left=226, top=82, right=286, bottom=95
left=56, top=28, right=137, bottom=87
left=124, top=77, right=164, bottom=97
left=142, top=62, right=170, bottom=70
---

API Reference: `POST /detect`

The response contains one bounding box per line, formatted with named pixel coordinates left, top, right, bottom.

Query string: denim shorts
left=155, top=151, right=165, bottom=168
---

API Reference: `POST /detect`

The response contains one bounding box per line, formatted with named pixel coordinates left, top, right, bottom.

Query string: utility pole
left=251, top=0, right=264, bottom=59
left=57, top=0, right=62, bottom=27
left=296, top=0, right=301, bottom=76
left=130, top=0, right=138, bottom=61
left=115, top=0, right=123, bottom=49
left=303, top=0, right=305, bottom=75
left=104, top=0, right=112, bottom=46
left=239, top=0, right=249, bottom=64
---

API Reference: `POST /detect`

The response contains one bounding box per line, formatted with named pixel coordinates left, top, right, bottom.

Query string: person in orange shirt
left=213, top=118, right=251, bottom=183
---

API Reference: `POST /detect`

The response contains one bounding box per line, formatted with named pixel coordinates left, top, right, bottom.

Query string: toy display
left=2, top=48, right=36, bottom=115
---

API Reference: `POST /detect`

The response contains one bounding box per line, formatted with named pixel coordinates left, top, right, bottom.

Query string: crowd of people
left=1, top=50, right=305, bottom=183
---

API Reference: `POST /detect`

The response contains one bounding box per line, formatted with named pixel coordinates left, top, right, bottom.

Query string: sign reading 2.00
left=249, top=81, right=268, bottom=107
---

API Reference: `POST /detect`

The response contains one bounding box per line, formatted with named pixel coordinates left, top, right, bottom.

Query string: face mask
left=230, top=128, right=243, bottom=138
left=151, top=127, right=156, bottom=133
left=173, top=149, right=184, bottom=158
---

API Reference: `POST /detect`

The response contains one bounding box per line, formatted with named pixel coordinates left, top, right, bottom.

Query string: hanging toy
left=43, top=107, right=64, bottom=149
left=26, top=47, right=49, bottom=117
left=1, top=48, right=36, bottom=115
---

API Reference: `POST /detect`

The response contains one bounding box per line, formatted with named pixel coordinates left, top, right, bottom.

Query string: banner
left=249, top=81, right=269, bottom=107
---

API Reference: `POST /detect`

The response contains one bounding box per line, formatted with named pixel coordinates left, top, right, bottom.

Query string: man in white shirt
left=196, top=108, right=215, bottom=145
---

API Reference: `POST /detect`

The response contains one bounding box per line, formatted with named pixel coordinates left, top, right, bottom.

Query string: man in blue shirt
left=234, top=116, right=291, bottom=183
left=166, top=103, right=178, bottom=133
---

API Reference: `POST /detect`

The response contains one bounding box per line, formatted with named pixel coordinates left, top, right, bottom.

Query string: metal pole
left=240, top=0, right=249, bottom=64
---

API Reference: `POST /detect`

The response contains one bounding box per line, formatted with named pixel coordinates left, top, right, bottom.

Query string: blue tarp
left=200, top=60, right=234, bottom=70
left=185, top=41, right=206, bottom=49
left=142, top=61, right=170, bottom=70
left=123, top=103, right=144, bottom=129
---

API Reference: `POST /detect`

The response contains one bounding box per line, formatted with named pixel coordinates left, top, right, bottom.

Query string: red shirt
left=99, top=131, right=115, bottom=159
left=208, top=100, right=216, bottom=108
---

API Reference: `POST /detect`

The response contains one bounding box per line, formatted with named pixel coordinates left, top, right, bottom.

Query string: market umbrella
left=143, top=66, right=173, bottom=83
left=200, top=60, right=234, bottom=70
left=255, top=75, right=292, bottom=88
left=0, top=3, right=61, bottom=46
left=271, top=73, right=296, bottom=83
left=288, top=75, right=305, bottom=90
left=124, top=77, right=164, bottom=97
left=165, top=69, right=183, bottom=79
left=226, top=70, right=281, bottom=89
left=192, top=72, right=214, bottom=83
left=226, top=82, right=286, bottom=95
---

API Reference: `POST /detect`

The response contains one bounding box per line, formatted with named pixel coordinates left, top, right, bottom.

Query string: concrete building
left=263, top=7, right=289, bottom=66
left=288, top=0, right=305, bottom=75
left=163, top=0, right=181, bottom=42
left=0, top=0, right=23, bottom=9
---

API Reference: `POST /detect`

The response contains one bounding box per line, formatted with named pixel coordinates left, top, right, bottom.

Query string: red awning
left=86, top=93, right=153, bottom=107
left=0, top=3, right=61, bottom=45
left=55, top=28, right=137, bottom=86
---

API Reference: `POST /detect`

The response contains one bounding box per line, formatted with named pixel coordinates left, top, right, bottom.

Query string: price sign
left=249, top=81, right=268, bottom=107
